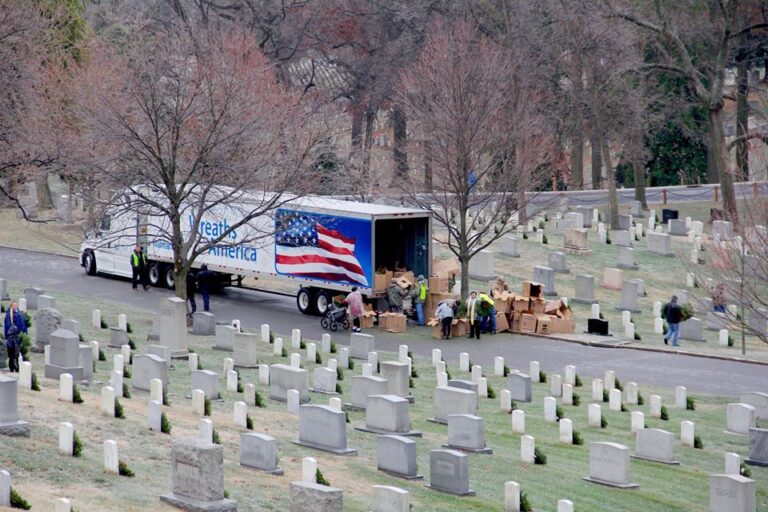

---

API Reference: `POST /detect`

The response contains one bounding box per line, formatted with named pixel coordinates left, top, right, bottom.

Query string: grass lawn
left=1, top=282, right=766, bottom=511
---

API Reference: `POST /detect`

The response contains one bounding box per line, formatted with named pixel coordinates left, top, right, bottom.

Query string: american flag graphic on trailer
left=275, top=211, right=369, bottom=286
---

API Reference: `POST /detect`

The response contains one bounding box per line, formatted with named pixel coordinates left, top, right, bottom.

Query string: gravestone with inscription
left=426, top=449, right=475, bottom=496
left=34, top=308, right=63, bottom=352
left=289, top=481, right=343, bottom=512
left=159, top=297, right=188, bottom=358
left=583, top=442, right=638, bottom=489
left=133, top=354, right=169, bottom=392
left=0, top=376, right=30, bottom=437
left=377, top=435, right=422, bottom=480
left=293, top=405, right=357, bottom=455
left=746, top=428, right=768, bottom=467
left=633, top=428, right=679, bottom=465
left=239, top=432, right=283, bottom=475
left=44, top=329, right=84, bottom=381
left=709, top=474, right=755, bottom=512
left=159, top=437, right=237, bottom=511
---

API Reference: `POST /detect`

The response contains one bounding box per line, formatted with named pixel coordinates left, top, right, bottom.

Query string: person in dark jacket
left=663, top=295, right=682, bottom=346
left=186, top=270, right=198, bottom=314
left=196, top=264, right=215, bottom=311
left=4, top=302, right=27, bottom=372
left=138, top=246, right=149, bottom=290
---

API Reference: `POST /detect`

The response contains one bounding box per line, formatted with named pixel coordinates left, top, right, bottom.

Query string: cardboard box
left=536, top=315, right=552, bottom=334
left=395, top=276, right=413, bottom=290
left=549, top=317, right=576, bottom=334
left=374, top=270, right=393, bottom=291
left=510, top=314, right=521, bottom=333
left=495, top=311, right=509, bottom=332
left=452, top=318, right=468, bottom=337
left=530, top=298, right=546, bottom=314
left=433, top=258, right=460, bottom=279
left=429, top=276, right=450, bottom=294
left=427, top=318, right=442, bottom=339
left=544, top=300, right=562, bottom=315
left=520, top=313, right=537, bottom=333
left=382, top=313, right=406, bottom=333
left=360, top=314, right=375, bottom=329
left=494, top=293, right=512, bottom=314
left=522, top=281, right=544, bottom=299
left=512, top=296, right=529, bottom=313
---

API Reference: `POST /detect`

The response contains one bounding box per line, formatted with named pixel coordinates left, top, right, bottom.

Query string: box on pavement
left=380, top=313, right=406, bottom=333
left=452, top=319, right=468, bottom=337
left=549, top=317, right=576, bottom=333
left=512, top=296, right=530, bottom=313
left=522, top=281, right=544, bottom=299
left=530, top=299, right=546, bottom=314
left=509, top=312, right=522, bottom=332
left=495, top=311, right=509, bottom=332
left=520, top=313, right=537, bottom=333
left=535, top=315, right=552, bottom=334
left=429, top=276, right=450, bottom=294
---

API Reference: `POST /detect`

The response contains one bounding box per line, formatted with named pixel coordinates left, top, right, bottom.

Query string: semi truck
left=79, top=190, right=431, bottom=315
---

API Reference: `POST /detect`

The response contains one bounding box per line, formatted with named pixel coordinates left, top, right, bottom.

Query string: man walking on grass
left=663, top=295, right=682, bottom=347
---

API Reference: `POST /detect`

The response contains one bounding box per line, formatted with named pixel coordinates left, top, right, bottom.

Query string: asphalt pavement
left=2, top=246, right=766, bottom=397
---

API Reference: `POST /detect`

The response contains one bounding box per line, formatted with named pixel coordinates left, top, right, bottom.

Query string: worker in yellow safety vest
left=414, top=275, right=429, bottom=326
left=130, top=245, right=148, bottom=290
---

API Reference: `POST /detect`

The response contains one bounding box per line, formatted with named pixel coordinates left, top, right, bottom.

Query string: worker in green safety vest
left=414, top=275, right=429, bottom=326
left=130, top=245, right=148, bottom=290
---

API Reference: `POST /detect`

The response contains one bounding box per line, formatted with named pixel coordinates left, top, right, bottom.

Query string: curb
left=528, top=331, right=768, bottom=367
left=0, top=244, right=78, bottom=259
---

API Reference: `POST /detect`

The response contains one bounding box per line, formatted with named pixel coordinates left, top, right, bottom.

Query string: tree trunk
left=423, top=139, right=433, bottom=191
left=570, top=135, right=583, bottom=191
left=569, top=55, right=584, bottom=190
left=460, top=257, right=469, bottom=303
left=735, top=48, right=749, bottom=181
left=171, top=213, right=188, bottom=300
left=392, top=106, right=408, bottom=180
left=601, top=137, right=619, bottom=230
left=706, top=117, right=720, bottom=184
left=633, top=161, right=647, bottom=209
left=36, top=171, right=53, bottom=209
left=590, top=133, right=602, bottom=189
left=350, top=103, right=364, bottom=163
left=362, top=108, right=375, bottom=184
left=709, top=107, right=738, bottom=224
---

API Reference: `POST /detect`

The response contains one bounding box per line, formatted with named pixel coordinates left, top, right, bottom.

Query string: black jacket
left=186, top=272, right=197, bottom=294
left=197, top=270, right=215, bottom=292
left=663, top=302, right=682, bottom=324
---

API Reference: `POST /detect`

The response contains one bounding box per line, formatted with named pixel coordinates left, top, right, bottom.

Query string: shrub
left=126, top=322, right=133, bottom=333
left=163, top=388, right=170, bottom=406
left=348, top=360, right=355, bottom=371
left=602, top=390, right=609, bottom=402
left=542, top=235, right=548, bottom=244
left=523, top=232, right=529, bottom=239
left=101, top=318, right=108, bottom=329
left=270, top=333, right=275, bottom=344
left=533, top=446, right=547, bottom=465
left=637, top=392, right=644, bottom=405
left=246, top=414, right=254, bottom=430
left=574, top=374, right=583, bottom=387
left=680, top=304, right=694, bottom=321
left=204, top=398, right=212, bottom=416
left=728, top=335, right=734, bottom=347
left=503, top=365, right=510, bottom=377
left=599, top=312, right=605, bottom=320
left=660, top=406, right=669, bottom=421
left=197, top=358, right=203, bottom=370
left=118, top=460, right=135, bottom=477
left=409, top=377, right=414, bottom=389
left=335, top=383, right=342, bottom=394
left=79, top=333, right=85, bottom=342
left=123, top=383, right=131, bottom=399
left=411, top=367, right=418, bottom=378
left=573, top=431, right=584, bottom=445
left=740, top=462, right=751, bottom=478
left=555, top=405, right=564, bottom=420
left=330, top=342, right=337, bottom=353
left=336, top=367, right=344, bottom=381
left=634, top=331, right=642, bottom=340
left=316, top=469, right=330, bottom=486
left=686, top=397, right=695, bottom=411
left=510, top=399, right=518, bottom=411
left=600, top=415, right=608, bottom=428
left=123, top=366, right=132, bottom=379
left=281, top=347, right=287, bottom=357
left=315, top=352, right=322, bottom=364
left=614, top=378, right=623, bottom=391
left=73, top=385, right=84, bottom=404
left=73, top=432, right=84, bottom=457
left=254, top=391, right=265, bottom=408
left=19, top=333, right=31, bottom=359
left=31, top=372, right=40, bottom=392
left=212, top=429, right=222, bottom=444
left=10, top=488, right=31, bottom=510
left=237, top=381, right=244, bottom=393
left=487, top=384, right=496, bottom=399
left=539, top=220, right=545, bottom=229
left=161, top=412, right=171, bottom=434
left=520, top=491, right=533, bottom=512
left=572, top=393, right=581, bottom=406
left=128, top=339, right=136, bottom=350
left=539, top=371, right=547, bottom=383
left=300, top=340, right=307, bottom=350
left=663, top=322, right=668, bottom=335
left=621, top=402, right=628, bottom=412
left=115, top=399, right=125, bottom=419
left=693, top=435, right=704, bottom=449
left=23, top=311, right=32, bottom=328
left=99, top=349, right=107, bottom=361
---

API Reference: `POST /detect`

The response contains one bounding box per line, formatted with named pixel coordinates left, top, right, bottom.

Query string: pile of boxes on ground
left=493, top=281, right=576, bottom=335
left=371, top=267, right=426, bottom=334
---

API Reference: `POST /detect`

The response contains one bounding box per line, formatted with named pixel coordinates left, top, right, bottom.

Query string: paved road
left=3, top=247, right=766, bottom=397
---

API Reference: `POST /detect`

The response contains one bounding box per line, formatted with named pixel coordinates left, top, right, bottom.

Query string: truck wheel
left=147, top=262, right=161, bottom=287
left=164, top=266, right=176, bottom=289
left=297, top=288, right=316, bottom=315
left=83, top=251, right=97, bottom=275
left=315, top=290, right=331, bottom=316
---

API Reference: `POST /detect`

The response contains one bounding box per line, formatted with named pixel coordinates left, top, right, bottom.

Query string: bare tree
left=607, top=0, right=768, bottom=224
left=70, top=24, right=329, bottom=299
left=396, top=19, right=552, bottom=299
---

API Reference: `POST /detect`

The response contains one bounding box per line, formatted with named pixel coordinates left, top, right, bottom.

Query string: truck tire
left=314, top=290, right=331, bottom=316
left=297, top=288, right=316, bottom=315
left=147, top=262, right=161, bottom=287
left=164, top=266, right=176, bottom=289
left=83, top=251, right=97, bottom=275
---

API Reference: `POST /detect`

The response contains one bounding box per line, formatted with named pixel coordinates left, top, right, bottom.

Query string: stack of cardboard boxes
left=493, top=281, right=576, bottom=335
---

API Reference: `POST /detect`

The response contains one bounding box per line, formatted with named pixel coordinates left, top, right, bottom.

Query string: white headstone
left=100, top=386, right=115, bottom=416
left=559, top=419, right=573, bottom=444
left=259, top=365, right=270, bottom=385
left=234, top=401, right=247, bottom=428
left=631, top=411, right=645, bottom=433
left=59, top=373, right=74, bottom=402
left=588, top=403, right=601, bottom=427
left=520, top=435, right=535, bottom=464
left=529, top=361, right=540, bottom=383
left=432, top=349, right=442, bottom=367
left=199, top=418, right=213, bottom=443
left=592, top=379, right=603, bottom=402
left=92, top=309, right=101, bottom=329
left=59, top=421, right=74, bottom=455
left=650, top=395, right=662, bottom=418
left=188, top=353, right=198, bottom=372
left=302, top=457, right=317, bottom=483
left=675, top=386, right=687, bottom=409
left=459, top=353, right=470, bottom=372
left=504, top=481, right=520, bottom=512
left=273, top=337, right=284, bottom=356
left=512, top=410, right=525, bottom=434
left=103, top=439, right=119, bottom=474
left=192, top=389, right=206, bottom=415
left=287, top=389, right=300, bottom=414
left=681, top=420, right=695, bottom=447
left=227, top=370, right=238, bottom=392
left=292, top=329, right=301, bottom=349
left=150, top=378, right=163, bottom=403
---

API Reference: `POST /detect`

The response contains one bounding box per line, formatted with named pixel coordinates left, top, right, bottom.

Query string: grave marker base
left=355, top=425, right=423, bottom=437
left=571, top=298, right=599, bottom=304
left=441, top=443, right=493, bottom=455
left=291, top=440, right=357, bottom=456
left=309, top=388, right=340, bottom=396
left=159, top=493, right=237, bottom=512
left=745, top=458, right=768, bottom=467
left=582, top=477, right=639, bottom=489
left=424, top=484, right=476, bottom=496
left=630, top=454, right=679, bottom=465
left=240, top=463, right=284, bottom=476
left=0, top=421, right=30, bottom=437
left=378, top=468, right=423, bottom=480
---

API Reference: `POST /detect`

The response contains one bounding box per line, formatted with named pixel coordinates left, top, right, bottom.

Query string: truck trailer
left=79, top=190, right=431, bottom=315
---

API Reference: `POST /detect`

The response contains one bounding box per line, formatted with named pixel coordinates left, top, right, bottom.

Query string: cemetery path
left=4, top=246, right=766, bottom=397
